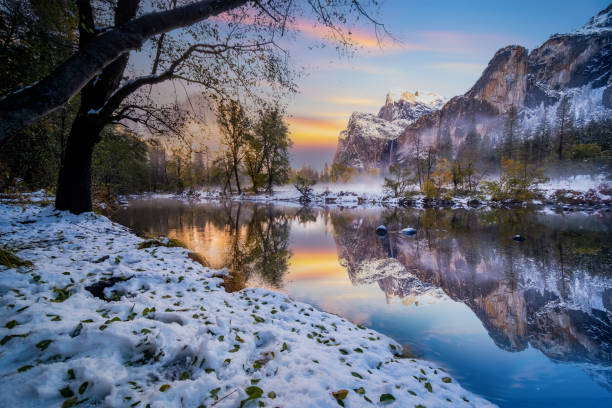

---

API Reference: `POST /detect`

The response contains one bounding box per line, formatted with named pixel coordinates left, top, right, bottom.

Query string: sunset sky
left=284, top=0, right=609, bottom=169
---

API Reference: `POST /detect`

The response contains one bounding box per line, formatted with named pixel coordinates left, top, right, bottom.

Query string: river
left=112, top=198, right=612, bottom=407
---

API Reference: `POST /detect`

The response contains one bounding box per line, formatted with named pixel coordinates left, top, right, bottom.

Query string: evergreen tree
left=534, top=109, right=551, bottom=165
left=555, top=95, right=572, bottom=160
left=502, top=105, right=519, bottom=159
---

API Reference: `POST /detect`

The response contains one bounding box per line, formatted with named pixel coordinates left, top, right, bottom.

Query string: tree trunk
left=55, top=114, right=103, bottom=213
left=234, top=160, right=242, bottom=194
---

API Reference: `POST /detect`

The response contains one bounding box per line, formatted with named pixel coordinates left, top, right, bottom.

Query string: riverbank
left=0, top=202, right=493, bottom=407
left=168, top=175, right=612, bottom=213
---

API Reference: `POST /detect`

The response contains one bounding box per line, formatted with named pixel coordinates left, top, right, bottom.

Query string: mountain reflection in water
left=113, top=198, right=612, bottom=407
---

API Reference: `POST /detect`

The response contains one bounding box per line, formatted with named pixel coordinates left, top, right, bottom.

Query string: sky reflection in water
left=113, top=199, right=612, bottom=407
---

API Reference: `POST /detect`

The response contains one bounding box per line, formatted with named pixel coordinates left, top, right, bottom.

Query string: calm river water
left=113, top=198, right=612, bottom=407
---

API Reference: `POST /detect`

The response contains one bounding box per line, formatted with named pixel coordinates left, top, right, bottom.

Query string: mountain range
left=333, top=4, right=612, bottom=169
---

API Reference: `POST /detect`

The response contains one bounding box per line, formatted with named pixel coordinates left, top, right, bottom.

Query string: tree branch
left=0, top=0, right=249, bottom=143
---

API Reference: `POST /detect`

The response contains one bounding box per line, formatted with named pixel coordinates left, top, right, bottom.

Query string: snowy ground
left=0, top=202, right=493, bottom=407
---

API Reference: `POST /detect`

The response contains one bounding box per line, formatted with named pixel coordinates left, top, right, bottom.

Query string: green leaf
left=281, top=342, right=288, bottom=352
left=36, top=339, right=53, bottom=351
left=442, top=377, right=452, bottom=383
left=339, top=348, right=349, bottom=355
left=1, top=332, right=29, bottom=345
left=71, top=323, right=83, bottom=338
left=159, top=384, right=170, bottom=392
left=267, top=391, right=276, bottom=399
left=209, top=387, right=221, bottom=400
left=62, top=397, right=78, bottom=408
left=380, top=393, right=395, bottom=402
left=424, top=382, right=433, bottom=392
left=353, top=347, right=363, bottom=353
left=50, top=287, right=71, bottom=302
left=239, top=386, right=263, bottom=408
left=18, top=365, right=33, bottom=372
left=351, top=372, right=363, bottom=379
left=78, top=382, right=88, bottom=394
left=59, top=387, right=74, bottom=398
left=353, top=387, right=365, bottom=395
left=5, top=320, right=17, bottom=329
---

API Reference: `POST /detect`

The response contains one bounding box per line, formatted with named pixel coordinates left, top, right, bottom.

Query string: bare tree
left=1, top=0, right=389, bottom=213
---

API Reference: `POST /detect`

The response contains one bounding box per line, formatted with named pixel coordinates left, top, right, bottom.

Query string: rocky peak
left=465, top=45, right=528, bottom=113
left=573, top=3, right=612, bottom=36
left=378, top=90, right=446, bottom=121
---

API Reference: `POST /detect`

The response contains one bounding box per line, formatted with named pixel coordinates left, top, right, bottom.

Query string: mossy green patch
left=0, top=247, right=32, bottom=268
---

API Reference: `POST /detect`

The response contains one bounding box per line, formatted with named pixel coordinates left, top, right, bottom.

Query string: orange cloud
left=287, top=116, right=345, bottom=148
left=212, top=10, right=404, bottom=54
left=290, top=18, right=404, bottom=53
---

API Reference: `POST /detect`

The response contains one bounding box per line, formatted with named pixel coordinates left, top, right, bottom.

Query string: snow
left=0, top=203, right=493, bottom=407
left=384, top=90, right=446, bottom=110
left=338, top=112, right=411, bottom=140
left=572, top=5, right=612, bottom=36
left=173, top=172, right=611, bottom=214
left=522, top=84, right=611, bottom=131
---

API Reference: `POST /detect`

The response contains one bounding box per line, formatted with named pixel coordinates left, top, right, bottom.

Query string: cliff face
left=334, top=6, right=612, bottom=168
left=333, top=92, right=444, bottom=169
left=465, top=45, right=529, bottom=112
left=397, top=15, right=612, bottom=159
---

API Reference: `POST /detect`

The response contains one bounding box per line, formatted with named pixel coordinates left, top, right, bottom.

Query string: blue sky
left=286, top=0, right=610, bottom=169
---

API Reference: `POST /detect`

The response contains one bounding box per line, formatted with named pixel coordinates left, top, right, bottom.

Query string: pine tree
left=555, top=95, right=572, bottom=160
left=502, top=105, right=518, bottom=159
left=321, top=162, right=330, bottom=183
left=534, top=109, right=551, bottom=165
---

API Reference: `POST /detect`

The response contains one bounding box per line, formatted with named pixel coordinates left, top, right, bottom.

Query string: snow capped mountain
left=378, top=91, right=446, bottom=121
left=334, top=4, right=612, bottom=169
left=572, top=3, right=612, bottom=36
left=334, top=91, right=444, bottom=169
left=339, top=112, right=410, bottom=142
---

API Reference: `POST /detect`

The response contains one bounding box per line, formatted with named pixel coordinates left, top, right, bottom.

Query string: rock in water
left=512, top=234, right=525, bottom=242
left=401, top=227, right=416, bottom=236
left=376, top=225, right=388, bottom=236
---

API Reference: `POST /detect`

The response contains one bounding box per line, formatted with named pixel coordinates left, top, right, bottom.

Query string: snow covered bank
left=0, top=203, right=493, bottom=407
left=170, top=174, right=612, bottom=213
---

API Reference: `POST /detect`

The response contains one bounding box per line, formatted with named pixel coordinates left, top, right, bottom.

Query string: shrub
left=383, top=164, right=416, bottom=199
left=421, top=179, right=438, bottom=199
left=294, top=175, right=316, bottom=204
left=571, top=143, right=601, bottom=160
left=483, top=158, right=548, bottom=202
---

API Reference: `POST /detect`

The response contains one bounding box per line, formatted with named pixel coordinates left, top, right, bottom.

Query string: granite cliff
left=333, top=5, right=612, bottom=168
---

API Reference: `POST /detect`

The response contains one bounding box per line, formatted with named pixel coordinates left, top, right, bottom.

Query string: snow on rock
left=0, top=203, right=494, bottom=407
left=378, top=90, right=446, bottom=121
left=572, top=4, right=612, bottom=36
left=334, top=91, right=445, bottom=169
left=351, top=258, right=408, bottom=285
left=338, top=112, right=410, bottom=141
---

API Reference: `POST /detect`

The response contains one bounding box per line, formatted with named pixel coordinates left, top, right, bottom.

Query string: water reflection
left=333, top=208, right=612, bottom=365
left=113, top=199, right=612, bottom=406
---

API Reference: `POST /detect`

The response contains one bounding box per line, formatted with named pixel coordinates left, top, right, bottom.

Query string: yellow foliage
left=421, top=179, right=438, bottom=199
